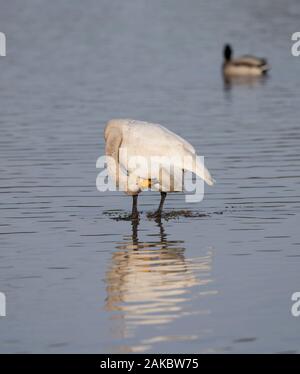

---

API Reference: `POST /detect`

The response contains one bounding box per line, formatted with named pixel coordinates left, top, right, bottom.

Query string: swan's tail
left=182, top=151, right=215, bottom=186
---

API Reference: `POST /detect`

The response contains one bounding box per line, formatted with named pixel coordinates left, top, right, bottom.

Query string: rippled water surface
left=0, top=0, right=300, bottom=353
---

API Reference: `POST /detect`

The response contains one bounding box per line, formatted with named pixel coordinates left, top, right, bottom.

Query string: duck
left=104, top=119, right=215, bottom=218
left=223, top=44, right=269, bottom=77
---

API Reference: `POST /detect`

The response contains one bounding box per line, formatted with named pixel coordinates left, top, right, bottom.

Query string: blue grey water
left=0, top=0, right=300, bottom=353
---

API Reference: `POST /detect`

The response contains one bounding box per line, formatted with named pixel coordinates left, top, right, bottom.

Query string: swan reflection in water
left=105, top=218, right=216, bottom=352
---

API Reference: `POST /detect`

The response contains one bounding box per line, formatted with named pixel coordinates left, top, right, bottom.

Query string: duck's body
left=104, top=119, right=214, bottom=217
left=223, top=44, right=269, bottom=77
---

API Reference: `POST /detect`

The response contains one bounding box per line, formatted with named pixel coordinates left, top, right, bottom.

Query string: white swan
left=104, top=119, right=215, bottom=218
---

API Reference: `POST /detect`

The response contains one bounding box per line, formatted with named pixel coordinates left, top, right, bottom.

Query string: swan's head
left=224, top=44, right=232, bottom=61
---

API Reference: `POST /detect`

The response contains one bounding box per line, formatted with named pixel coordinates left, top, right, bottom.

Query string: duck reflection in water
left=105, top=218, right=215, bottom=352
left=223, top=74, right=268, bottom=92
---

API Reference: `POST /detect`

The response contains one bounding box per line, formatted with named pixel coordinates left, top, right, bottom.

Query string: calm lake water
left=0, top=0, right=300, bottom=353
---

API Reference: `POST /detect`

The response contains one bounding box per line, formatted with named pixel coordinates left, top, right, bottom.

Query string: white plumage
left=104, top=119, right=215, bottom=217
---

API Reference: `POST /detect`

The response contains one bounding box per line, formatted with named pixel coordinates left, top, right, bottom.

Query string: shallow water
left=0, top=0, right=300, bottom=353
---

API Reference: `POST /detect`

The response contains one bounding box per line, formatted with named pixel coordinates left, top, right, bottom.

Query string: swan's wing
left=120, top=120, right=215, bottom=186
left=126, top=120, right=196, bottom=155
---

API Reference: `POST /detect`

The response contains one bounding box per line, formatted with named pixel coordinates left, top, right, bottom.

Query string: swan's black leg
left=155, top=192, right=167, bottom=216
left=131, top=194, right=139, bottom=219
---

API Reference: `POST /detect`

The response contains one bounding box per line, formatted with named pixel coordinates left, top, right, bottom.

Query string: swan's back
left=105, top=119, right=196, bottom=157
left=104, top=118, right=215, bottom=190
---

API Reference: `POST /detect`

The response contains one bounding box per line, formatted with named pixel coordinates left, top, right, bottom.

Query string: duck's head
left=224, top=44, right=232, bottom=61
